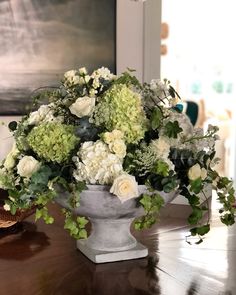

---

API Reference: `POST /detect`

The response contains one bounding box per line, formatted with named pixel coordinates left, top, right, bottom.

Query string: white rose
left=103, top=130, right=124, bottom=144
left=200, top=168, right=208, bottom=180
left=17, top=156, right=41, bottom=178
left=188, top=164, right=202, bottom=181
left=69, top=96, right=96, bottom=118
left=109, top=139, right=126, bottom=158
left=110, top=174, right=139, bottom=203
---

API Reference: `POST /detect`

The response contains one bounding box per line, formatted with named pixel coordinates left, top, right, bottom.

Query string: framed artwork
left=0, top=0, right=116, bottom=115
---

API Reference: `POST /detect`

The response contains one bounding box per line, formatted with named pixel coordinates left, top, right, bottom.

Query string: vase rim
left=85, top=184, right=147, bottom=192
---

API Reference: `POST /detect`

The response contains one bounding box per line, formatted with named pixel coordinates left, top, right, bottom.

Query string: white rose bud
left=3, top=204, right=10, bottom=211
left=17, top=156, right=41, bottom=178
left=109, top=139, right=126, bottom=158
left=78, top=67, right=87, bottom=75
left=3, top=143, right=19, bottom=170
left=110, top=174, right=139, bottom=203
left=69, top=96, right=96, bottom=118
left=188, top=164, right=202, bottom=181
left=4, top=153, right=16, bottom=170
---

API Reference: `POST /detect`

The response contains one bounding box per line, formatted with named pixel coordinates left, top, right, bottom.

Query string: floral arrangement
left=0, top=67, right=235, bottom=243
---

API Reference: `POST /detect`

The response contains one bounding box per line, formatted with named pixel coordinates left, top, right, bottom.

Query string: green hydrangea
left=93, top=84, right=148, bottom=143
left=27, top=123, right=79, bottom=163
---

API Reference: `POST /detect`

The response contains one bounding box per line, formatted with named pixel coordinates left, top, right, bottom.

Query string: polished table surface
left=0, top=203, right=235, bottom=295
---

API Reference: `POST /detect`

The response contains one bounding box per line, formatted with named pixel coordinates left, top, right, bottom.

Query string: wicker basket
left=0, top=206, right=36, bottom=228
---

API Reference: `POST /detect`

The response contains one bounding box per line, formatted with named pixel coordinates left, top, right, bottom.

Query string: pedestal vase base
left=77, top=240, right=148, bottom=264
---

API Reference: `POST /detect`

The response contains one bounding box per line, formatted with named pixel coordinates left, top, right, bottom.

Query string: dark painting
left=0, top=0, right=116, bottom=115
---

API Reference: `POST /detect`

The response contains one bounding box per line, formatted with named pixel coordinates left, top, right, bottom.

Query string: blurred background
left=161, top=0, right=236, bottom=185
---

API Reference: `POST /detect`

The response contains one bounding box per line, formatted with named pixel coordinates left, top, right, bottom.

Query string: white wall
left=116, top=0, right=161, bottom=82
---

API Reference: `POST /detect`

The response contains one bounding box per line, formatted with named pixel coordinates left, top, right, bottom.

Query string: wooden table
left=0, top=203, right=235, bottom=295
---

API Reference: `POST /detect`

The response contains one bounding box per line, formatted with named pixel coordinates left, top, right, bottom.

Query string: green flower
left=93, top=84, right=148, bottom=143
left=27, top=123, right=79, bottom=163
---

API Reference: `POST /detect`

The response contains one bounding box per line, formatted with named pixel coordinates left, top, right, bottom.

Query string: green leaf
left=150, top=107, right=163, bottom=130
left=190, top=224, right=210, bottom=236
left=35, top=208, right=43, bottom=220
left=78, top=229, right=87, bottom=239
left=10, top=205, right=17, bottom=215
left=190, top=178, right=203, bottom=194
left=135, top=193, right=164, bottom=230
left=164, top=121, right=183, bottom=138
left=188, top=194, right=200, bottom=206
left=221, top=213, right=235, bottom=226
left=77, top=216, right=88, bottom=228
left=197, top=224, right=210, bottom=236
left=152, top=160, right=169, bottom=177
left=140, top=194, right=152, bottom=212
left=188, top=207, right=203, bottom=224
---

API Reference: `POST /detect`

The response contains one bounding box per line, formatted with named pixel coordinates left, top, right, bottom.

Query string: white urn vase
left=56, top=185, right=178, bottom=264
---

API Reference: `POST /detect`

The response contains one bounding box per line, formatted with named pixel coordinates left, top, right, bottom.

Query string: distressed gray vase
left=56, top=185, right=178, bottom=264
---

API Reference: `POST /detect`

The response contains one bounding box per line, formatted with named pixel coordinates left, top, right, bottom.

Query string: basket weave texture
left=0, top=206, right=36, bottom=228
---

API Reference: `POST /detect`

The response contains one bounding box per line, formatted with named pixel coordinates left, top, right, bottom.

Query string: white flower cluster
left=28, top=104, right=63, bottom=125
left=73, top=140, right=123, bottom=185
left=64, top=70, right=80, bottom=85
left=149, top=136, right=174, bottom=170
left=64, top=69, right=90, bottom=87
left=91, top=67, right=115, bottom=92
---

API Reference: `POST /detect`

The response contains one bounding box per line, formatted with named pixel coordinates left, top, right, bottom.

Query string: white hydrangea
left=28, top=104, right=63, bottom=125
left=73, top=140, right=123, bottom=184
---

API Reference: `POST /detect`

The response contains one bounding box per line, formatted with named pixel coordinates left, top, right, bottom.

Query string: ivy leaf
left=77, top=216, right=88, bottom=228
left=140, top=194, right=152, bottom=212
left=152, top=160, right=169, bottom=177
left=190, top=178, right=203, bottom=194
left=150, top=107, right=163, bottom=130
left=164, top=121, right=183, bottom=138
left=190, top=224, right=210, bottom=236
left=188, top=206, right=203, bottom=224
left=78, top=229, right=87, bottom=239
left=221, top=213, right=235, bottom=226
left=187, top=194, right=200, bottom=206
